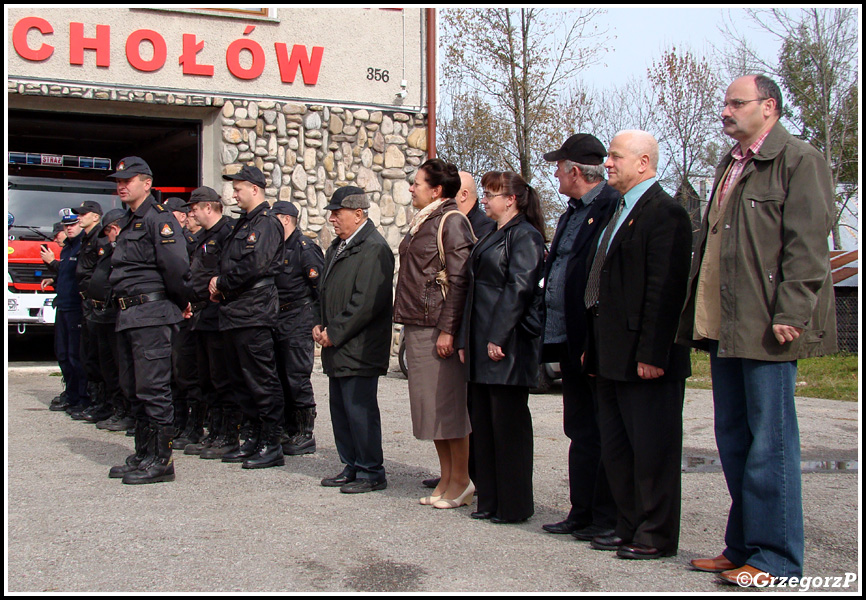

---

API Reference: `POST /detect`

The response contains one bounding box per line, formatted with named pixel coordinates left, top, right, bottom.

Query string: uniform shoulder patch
left=247, top=231, right=257, bottom=243
left=155, top=204, right=166, bottom=212
left=160, top=223, right=174, bottom=237
left=308, top=267, right=319, bottom=279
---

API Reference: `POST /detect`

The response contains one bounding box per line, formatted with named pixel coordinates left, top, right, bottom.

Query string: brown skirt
left=404, top=325, right=471, bottom=440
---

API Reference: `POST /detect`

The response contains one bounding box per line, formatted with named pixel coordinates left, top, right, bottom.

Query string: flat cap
left=543, top=133, right=607, bottom=165
left=222, top=165, right=267, bottom=190
left=324, top=186, right=369, bottom=211
left=107, top=156, right=153, bottom=179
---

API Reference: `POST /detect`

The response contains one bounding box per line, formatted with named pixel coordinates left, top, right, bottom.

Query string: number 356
left=367, top=68, right=390, bottom=82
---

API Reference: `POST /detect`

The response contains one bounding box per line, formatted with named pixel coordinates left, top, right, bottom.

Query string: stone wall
left=218, top=98, right=428, bottom=251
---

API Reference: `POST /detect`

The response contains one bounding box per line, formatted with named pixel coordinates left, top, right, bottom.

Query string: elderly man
left=678, top=75, right=837, bottom=585
left=314, top=186, right=395, bottom=494
left=540, top=134, right=618, bottom=541
left=456, top=172, right=495, bottom=239
left=585, top=130, right=692, bottom=559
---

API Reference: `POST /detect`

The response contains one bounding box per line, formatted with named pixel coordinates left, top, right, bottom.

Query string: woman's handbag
left=435, top=210, right=476, bottom=300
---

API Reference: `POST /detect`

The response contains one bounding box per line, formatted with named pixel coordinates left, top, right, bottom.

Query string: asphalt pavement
left=5, top=362, right=860, bottom=593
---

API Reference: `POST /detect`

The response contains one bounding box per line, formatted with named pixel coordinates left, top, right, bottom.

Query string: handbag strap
left=436, top=210, right=476, bottom=269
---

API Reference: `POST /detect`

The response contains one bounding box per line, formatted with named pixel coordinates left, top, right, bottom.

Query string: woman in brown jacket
left=394, top=159, right=476, bottom=509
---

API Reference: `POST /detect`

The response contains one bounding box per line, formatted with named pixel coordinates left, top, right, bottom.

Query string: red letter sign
left=69, top=22, right=110, bottom=67
left=13, top=16, right=55, bottom=62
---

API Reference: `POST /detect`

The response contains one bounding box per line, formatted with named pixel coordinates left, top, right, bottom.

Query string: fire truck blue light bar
left=8, top=152, right=111, bottom=170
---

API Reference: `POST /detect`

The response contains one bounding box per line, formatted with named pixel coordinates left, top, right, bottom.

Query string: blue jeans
left=709, top=341, right=803, bottom=577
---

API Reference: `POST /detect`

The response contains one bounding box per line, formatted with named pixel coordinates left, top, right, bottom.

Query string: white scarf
left=408, top=198, right=445, bottom=236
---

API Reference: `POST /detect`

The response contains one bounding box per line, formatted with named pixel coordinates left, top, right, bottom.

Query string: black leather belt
left=279, top=296, right=313, bottom=313
left=117, top=292, right=167, bottom=310
left=91, top=298, right=113, bottom=310
left=222, top=277, right=275, bottom=301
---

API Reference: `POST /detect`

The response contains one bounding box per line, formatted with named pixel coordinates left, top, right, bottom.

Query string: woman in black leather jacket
left=458, top=171, right=546, bottom=524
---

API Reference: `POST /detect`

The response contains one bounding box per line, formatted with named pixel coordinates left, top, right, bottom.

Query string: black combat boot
left=200, top=411, right=240, bottom=459
left=122, top=425, right=177, bottom=484
left=243, top=425, right=286, bottom=469
left=221, top=420, right=261, bottom=463
left=108, top=421, right=153, bottom=478
left=173, top=402, right=205, bottom=449
left=282, top=407, right=317, bottom=455
left=185, top=407, right=220, bottom=455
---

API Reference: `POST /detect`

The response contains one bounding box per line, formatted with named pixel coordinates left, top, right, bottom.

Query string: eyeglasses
left=721, top=98, right=768, bottom=111
left=482, top=192, right=508, bottom=200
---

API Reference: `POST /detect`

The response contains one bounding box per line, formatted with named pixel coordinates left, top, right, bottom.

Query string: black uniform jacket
left=216, top=201, right=284, bottom=330
left=276, top=228, right=325, bottom=304
left=86, top=239, right=118, bottom=325
left=459, top=213, right=545, bottom=388
left=586, top=182, right=692, bottom=382
left=189, top=215, right=235, bottom=332
left=109, top=195, right=191, bottom=332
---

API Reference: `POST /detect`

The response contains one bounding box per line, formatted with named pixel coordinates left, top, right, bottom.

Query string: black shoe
left=542, top=519, right=583, bottom=534
left=591, top=534, right=626, bottom=551
left=242, top=441, right=285, bottom=469
left=282, top=433, right=316, bottom=455
left=221, top=434, right=260, bottom=463
left=422, top=477, right=441, bottom=489
left=122, top=426, right=176, bottom=485
left=321, top=469, right=356, bottom=487
left=572, top=525, right=616, bottom=541
left=470, top=511, right=494, bottom=520
left=491, top=516, right=528, bottom=524
left=616, top=543, right=675, bottom=560
left=340, top=478, right=387, bottom=494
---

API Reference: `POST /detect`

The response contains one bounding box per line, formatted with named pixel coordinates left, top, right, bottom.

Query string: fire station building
left=7, top=7, right=436, bottom=249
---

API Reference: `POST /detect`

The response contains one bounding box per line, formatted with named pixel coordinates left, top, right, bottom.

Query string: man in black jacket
left=107, top=157, right=191, bottom=485
left=209, top=166, right=285, bottom=469
left=585, top=131, right=692, bottom=559
left=540, top=134, right=617, bottom=542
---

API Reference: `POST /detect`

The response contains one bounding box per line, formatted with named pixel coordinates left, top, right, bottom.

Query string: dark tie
left=335, top=239, right=348, bottom=256
left=584, top=197, right=626, bottom=309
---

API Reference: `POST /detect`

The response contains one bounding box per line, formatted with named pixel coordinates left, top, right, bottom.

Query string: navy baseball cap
left=108, top=156, right=153, bottom=179
left=71, top=200, right=104, bottom=216
left=325, top=186, right=369, bottom=211
left=543, top=133, right=607, bottom=165
left=271, top=201, right=299, bottom=217
left=222, top=165, right=267, bottom=190
left=184, top=186, right=222, bottom=206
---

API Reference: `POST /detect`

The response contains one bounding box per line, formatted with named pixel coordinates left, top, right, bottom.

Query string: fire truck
left=7, top=151, right=193, bottom=337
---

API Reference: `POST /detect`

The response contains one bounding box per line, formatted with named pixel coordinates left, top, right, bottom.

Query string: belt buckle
left=118, top=297, right=128, bottom=310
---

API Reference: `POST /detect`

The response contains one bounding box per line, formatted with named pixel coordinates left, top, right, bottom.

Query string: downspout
left=426, top=8, right=436, bottom=159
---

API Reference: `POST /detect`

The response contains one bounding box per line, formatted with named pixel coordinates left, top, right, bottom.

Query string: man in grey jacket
left=313, top=186, right=395, bottom=494
left=678, top=75, right=837, bottom=585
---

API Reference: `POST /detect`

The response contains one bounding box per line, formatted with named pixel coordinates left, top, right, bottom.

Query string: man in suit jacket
left=539, top=133, right=617, bottom=541
left=585, top=130, right=692, bottom=559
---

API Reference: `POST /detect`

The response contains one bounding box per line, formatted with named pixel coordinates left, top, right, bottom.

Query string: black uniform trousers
left=273, top=303, right=316, bottom=410
left=558, top=347, right=617, bottom=528
left=328, top=375, right=385, bottom=481
left=55, top=308, right=88, bottom=407
left=196, top=329, right=234, bottom=413
left=469, top=382, right=534, bottom=521
left=91, top=319, right=126, bottom=413
left=595, top=375, right=684, bottom=554
left=171, top=319, right=202, bottom=423
left=80, top=310, right=103, bottom=392
left=116, top=324, right=176, bottom=427
left=223, top=326, right=284, bottom=431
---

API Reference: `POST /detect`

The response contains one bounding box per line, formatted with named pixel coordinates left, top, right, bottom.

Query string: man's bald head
left=456, top=171, right=479, bottom=216
left=605, top=130, right=659, bottom=194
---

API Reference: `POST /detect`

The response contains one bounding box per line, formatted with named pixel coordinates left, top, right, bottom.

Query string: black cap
left=99, top=208, right=127, bottom=237
left=52, top=222, right=64, bottom=234
left=324, top=186, right=370, bottom=211
left=163, top=197, right=189, bottom=213
left=71, top=200, right=104, bottom=216
left=107, top=156, right=153, bottom=179
left=185, top=186, right=222, bottom=206
left=271, top=201, right=299, bottom=217
left=222, top=165, right=267, bottom=190
left=543, top=133, right=607, bottom=165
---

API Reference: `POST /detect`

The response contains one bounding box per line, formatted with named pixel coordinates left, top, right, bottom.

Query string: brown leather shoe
left=717, top=565, right=775, bottom=587
left=690, top=554, right=739, bottom=573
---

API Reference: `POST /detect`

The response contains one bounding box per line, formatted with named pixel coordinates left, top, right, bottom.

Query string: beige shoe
left=419, top=495, right=442, bottom=505
left=433, top=482, right=475, bottom=509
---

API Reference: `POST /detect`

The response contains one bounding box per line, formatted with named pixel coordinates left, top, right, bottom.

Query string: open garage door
left=8, top=109, right=201, bottom=201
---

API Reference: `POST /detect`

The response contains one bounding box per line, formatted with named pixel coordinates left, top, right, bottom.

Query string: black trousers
left=116, top=324, right=176, bottom=426
left=54, top=308, right=87, bottom=406
left=596, top=375, right=684, bottom=553
left=223, top=326, right=284, bottom=431
left=171, top=319, right=202, bottom=413
left=469, top=382, right=534, bottom=521
left=195, top=329, right=234, bottom=412
left=90, top=319, right=126, bottom=412
left=273, top=304, right=316, bottom=410
left=328, top=375, right=384, bottom=480
left=560, top=348, right=616, bottom=529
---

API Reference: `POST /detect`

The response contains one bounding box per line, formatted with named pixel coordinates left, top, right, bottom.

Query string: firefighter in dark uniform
left=162, top=196, right=203, bottom=447
left=207, top=165, right=285, bottom=469
left=106, top=157, right=191, bottom=485
left=271, top=201, right=325, bottom=455
left=90, top=209, right=135, bottom=433
left=181, top=187, right=238, bottom=457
